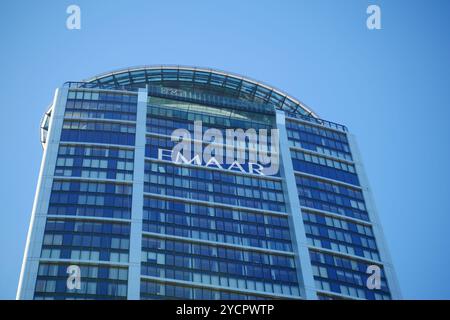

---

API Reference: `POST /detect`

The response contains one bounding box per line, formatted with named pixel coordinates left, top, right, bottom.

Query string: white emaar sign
left=158, top=148, right=268, bottom=176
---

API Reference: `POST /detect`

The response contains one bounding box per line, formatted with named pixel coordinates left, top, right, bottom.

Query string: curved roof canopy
left=83, top=65, right=318, bottom=118
left=43, top=66, right=348, bottom=148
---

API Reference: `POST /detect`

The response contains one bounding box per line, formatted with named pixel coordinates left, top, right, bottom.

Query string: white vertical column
left=17, top=88, right=68, bottom=300
left=347, top=133, right=402, bottom=299
left=127, top=88, right=147, bottom=299
left=276, top=110, right=317, bottom=300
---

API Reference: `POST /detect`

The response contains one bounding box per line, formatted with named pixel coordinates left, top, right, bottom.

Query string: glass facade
left=18, top=66, right=400, bottom=300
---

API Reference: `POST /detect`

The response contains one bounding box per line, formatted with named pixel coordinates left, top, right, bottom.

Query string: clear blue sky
left=1, top=0, right=449, bottom=299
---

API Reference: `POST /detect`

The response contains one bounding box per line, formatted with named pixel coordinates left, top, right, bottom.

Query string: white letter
left=203, top=128, right=224, bottom=165
left=175, top=152, right=201, bottom=166
left=194, top=121, right=203, bottom=164
left=66, top=5, right=81, bottom=30
left=366, top=265, right=381, bottom=289
left=249, top=163, right=264, bottom=176
left=366, top=5, right=381, bottom=30
left=66, top=265, right=81, bottom=290
left=158, top=148, right=173, bottom=161
left=259, top=129, right=280, bottom=176
left=227, top=161, right=246, bottom=174
left=225, top=128, right=257, bottom=165
left=171, top=128, right=192, bottom=164
left=205, top=157, right=224, bottom=170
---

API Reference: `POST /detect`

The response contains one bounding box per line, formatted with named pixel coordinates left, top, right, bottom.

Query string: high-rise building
left=17, top=66, right=401, bottom=300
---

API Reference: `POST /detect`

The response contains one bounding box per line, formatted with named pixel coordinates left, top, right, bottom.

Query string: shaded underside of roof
left=83, top=65, right=318, bottom=118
